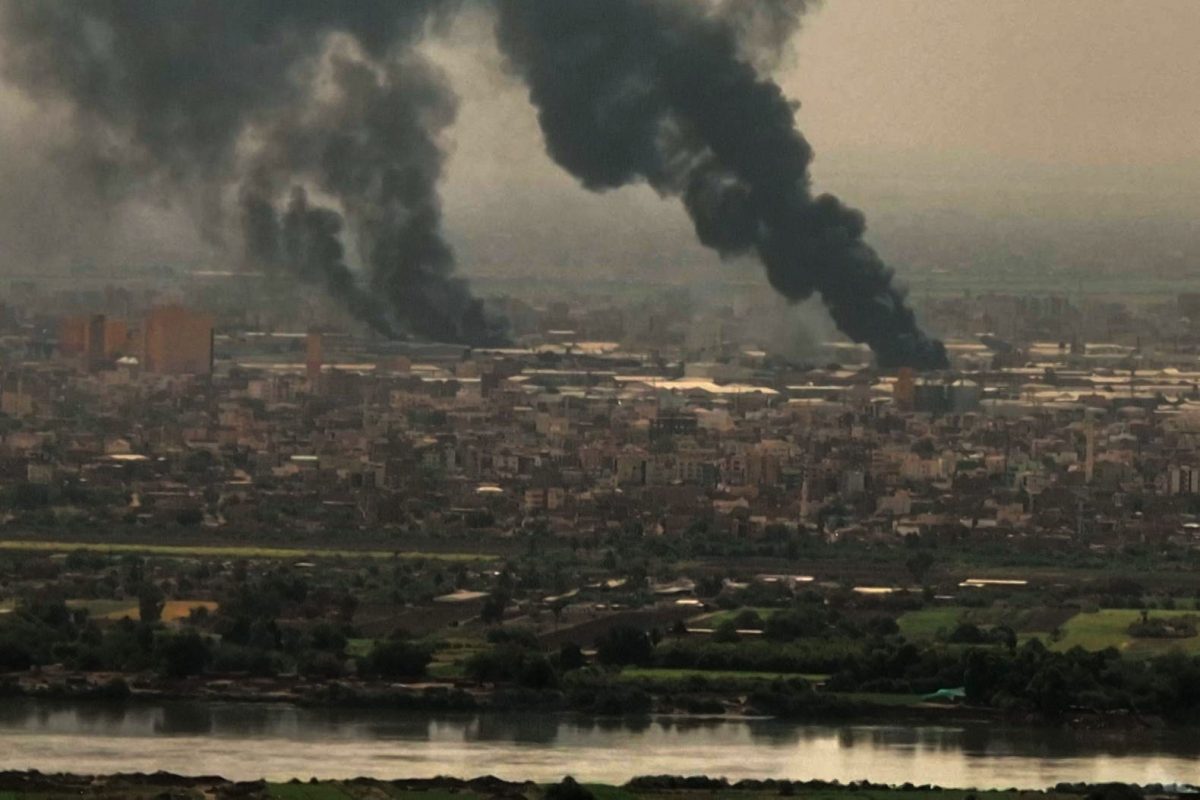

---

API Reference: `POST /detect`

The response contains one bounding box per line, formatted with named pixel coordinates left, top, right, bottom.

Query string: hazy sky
left=1, top=0, right=1198, bottom=277
left=432, top=0, right=1200, bottom=278
left=790, top=0, right=1200, bottom=172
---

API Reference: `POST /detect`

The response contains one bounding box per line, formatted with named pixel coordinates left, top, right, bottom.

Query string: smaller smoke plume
left=0, top=0, right=503, bottom=346
left=249, top=50, right=507, bottom=344
left=240, top=182, right=394, bottom=336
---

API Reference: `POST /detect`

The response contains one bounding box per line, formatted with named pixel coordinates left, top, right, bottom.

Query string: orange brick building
left=58, top=316, right=89, bottom=356
left=142, top=305, right=214, bottom=375
left=306, top=331, right=323, bottom=383
left=60, top=314, right=132, bottom=368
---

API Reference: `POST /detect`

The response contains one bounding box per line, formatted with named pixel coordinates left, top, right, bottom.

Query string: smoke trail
left=250, top=49, right=505, bottom=344
left=240, top=181, right=394, bottom=336
left=0, top=0, right=503, bottom=345
left=495, top=0, right=946, bottom=368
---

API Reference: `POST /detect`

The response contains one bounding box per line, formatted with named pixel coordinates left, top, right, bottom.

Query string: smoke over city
left=0, top=0, right=505, bottom=345
left=0, top=0, right=944, bottom=366
left=495, top=0, right=946, bottom=369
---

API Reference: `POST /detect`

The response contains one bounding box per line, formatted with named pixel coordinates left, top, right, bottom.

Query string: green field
left=60, top=598, right=218, bottom=622
left=65, top=599, right=138, bottom=617
left=0, top=540, right=494, bottom=563
left=617, top=667, right=829, bottom=684
left=345, top=638, right=377, bottom=658
left=1045, top=609, right=1200, bottom=657
left=426, top=635, right=489, bottom=679
left=269, top=784, right=491, bottom=800
left=690, top=608, right=779, bottom=627
left=264, top=786, right=1065, bottom=800
left=831, top=692, right=926, bottom=707
left=269, top=783, right=358, bottom=800
left=896, top=607, right=966, bottom=640
left=897, top=606, right=1066, bottom=642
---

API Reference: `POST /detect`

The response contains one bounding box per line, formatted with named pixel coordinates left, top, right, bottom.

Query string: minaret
left=306, top=331, right=323, bottom=388
left=1084, top=414, right=1095, bottom=485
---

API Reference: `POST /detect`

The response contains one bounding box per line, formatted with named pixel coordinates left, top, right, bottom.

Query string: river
left=0, top=700, right=1196, bottom=789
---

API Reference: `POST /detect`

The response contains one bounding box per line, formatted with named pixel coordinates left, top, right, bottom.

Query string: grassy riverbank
left=0, top=773, right=1182, bottom=800
left=0, top=539, right=495, bottom=562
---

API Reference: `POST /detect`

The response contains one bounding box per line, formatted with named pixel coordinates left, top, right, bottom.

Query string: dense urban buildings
left=4, top=273, right=1200, bottom=557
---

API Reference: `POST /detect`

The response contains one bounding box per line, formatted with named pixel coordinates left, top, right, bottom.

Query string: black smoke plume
left=495, top=0, right=946, bottom=369
left=0, top=0, right=505, bottom=345
left=1, top=0, right=943, bottom=366
left=240, top=182, right=394, bottom=336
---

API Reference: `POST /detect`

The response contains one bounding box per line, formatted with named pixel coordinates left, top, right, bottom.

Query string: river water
left=0, top=700, right=1196, bottom=789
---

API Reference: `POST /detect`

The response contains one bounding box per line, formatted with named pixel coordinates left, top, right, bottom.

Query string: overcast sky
left=1, top=0, right=1198, bottom=277
left=432, top=0, right=1200, bottom=278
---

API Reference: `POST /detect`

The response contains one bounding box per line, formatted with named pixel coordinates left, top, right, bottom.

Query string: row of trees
left=0, top=588, right=432, bottom=682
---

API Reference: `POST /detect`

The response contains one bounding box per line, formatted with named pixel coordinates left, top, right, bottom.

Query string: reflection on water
left=0, top=699, right=1197, bottom=789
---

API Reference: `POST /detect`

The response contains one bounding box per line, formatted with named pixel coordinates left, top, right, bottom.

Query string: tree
left=518, top=654, right=558, bottom=689
left=764, top=607, right=828, bottom=642
left=558, top=642, right=587, bottom=672
left=0, top=638, right=34, bottom=671
left=963, top=649, right=1002, bottom=705
left=336, top=593, right=358, bottom=623
left=480, top=591, right=509, bottom=625
left=712, top=619, right=740, bottom=643
left=545, top=778, right=594, bottom=800
left=138, top=583, right=165, bottom=624
left=5, top=482, right=50, bottom=511
left=366, top=640, right=432, bottom=679
left=157, top=630, right=209, bottom=678
left=1027, top=663, right=1071, bottom=716
left=993, top=624, right=1018, bottom=651
left=551, top=598, right=568, bottom=628
left=595, top=626, right=653, bottom=667
left=1085, top=786, right=1143, bottom=800
left=905, top=551, right=936, bottom=586
left=308, top=623, right=347, bottom=654
left=733, top=609, right=764, bottom=630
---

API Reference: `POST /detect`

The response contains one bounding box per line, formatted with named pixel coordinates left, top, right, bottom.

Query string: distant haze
left=1, top=0, right=1197, bottom=282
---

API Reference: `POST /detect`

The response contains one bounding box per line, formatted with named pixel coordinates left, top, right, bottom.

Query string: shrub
left=365, top=640, right=432, bottom=680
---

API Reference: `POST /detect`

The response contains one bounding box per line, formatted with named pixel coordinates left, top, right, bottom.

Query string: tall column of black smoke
left=495, top=0, right=947, bottom=369
left=0, top=0, right=505, bottom=345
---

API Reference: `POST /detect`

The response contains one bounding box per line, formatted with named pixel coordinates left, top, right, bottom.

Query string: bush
left=156, top=631, right=209, bottom=678
left=300, top=651, right=345, bottom=680
left=557, top=642, right=587, bottom=672
left=486, top=626, right=540, bottom=648
left=545, top=777, right=594, bottom=800
left=711, top=619, right=740, bottom=643
left=0, top=638, right=34, bottom=671
left=733, top=609, right=765, bottom=630
left=518, top=654, right=559, bottom=690
left=656, top=639, right=862, bottom=674
left=1128, top=614, right=1197, bottom=639
left=596, top=626, right=653, bottom=667
left=365, top=640, right=432, bottom=680
left=210, top=643, right=282, bottom=676
left=764, top=607, right=830, bottom=642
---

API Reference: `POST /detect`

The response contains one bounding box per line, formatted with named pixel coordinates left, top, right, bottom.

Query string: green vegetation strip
left=896, top=607, right=966, bottom=640
left=1047, top=609, right=1200, bottom=657
left=693, top=607, right=781, bottom=626
left=257, top=785, right=1074, bottom=800
left=0, top=539, right=494, bottom=562
left=830, top=692, right=927, bottom=707
left=618, top=667, right=829, bottom=683
left=269, top=786, right=485, bottom=800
